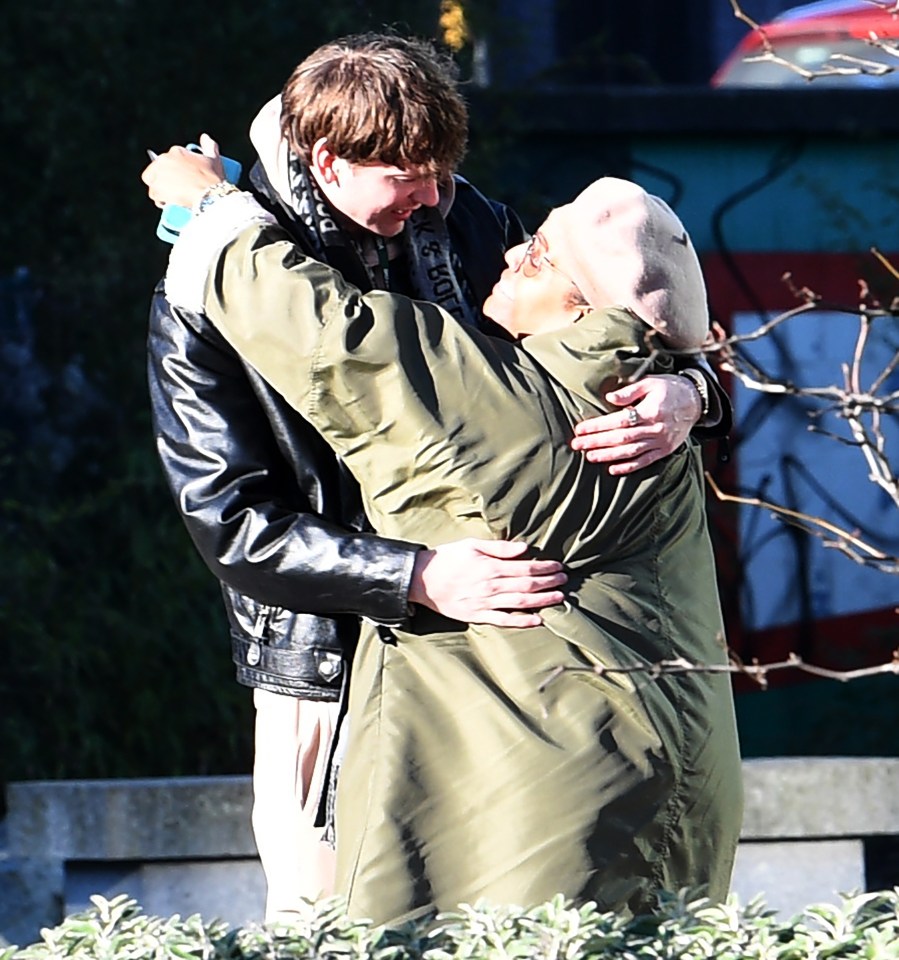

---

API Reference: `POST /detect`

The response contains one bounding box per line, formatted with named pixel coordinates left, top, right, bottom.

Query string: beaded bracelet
left=194, top=181, right=242, bottom=215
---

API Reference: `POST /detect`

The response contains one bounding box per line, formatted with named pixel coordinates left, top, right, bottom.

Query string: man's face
left=312, top=145, right=442, bottom=237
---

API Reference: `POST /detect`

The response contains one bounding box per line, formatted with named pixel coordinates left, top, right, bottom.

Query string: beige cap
left=547, top=177, right=709, bottom=350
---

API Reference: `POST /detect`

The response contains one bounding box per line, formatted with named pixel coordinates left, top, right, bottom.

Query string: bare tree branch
left=540, top=648, right=899, bottom=693
left=576, top=8, right=899, bottom=698
left=709, top=261, right=899, bottom=511
left=727, top=0, right=899, bottom=81
left=706, top=473, right=899, bottom=573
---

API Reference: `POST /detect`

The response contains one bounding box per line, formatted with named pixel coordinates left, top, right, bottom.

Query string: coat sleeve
left=194, top=225, right=453, bottom=448
left=147, top=282, right=420, bottom=623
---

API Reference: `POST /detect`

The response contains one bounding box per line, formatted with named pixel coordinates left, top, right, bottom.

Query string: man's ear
left=310, top=137, right=340, bottom=184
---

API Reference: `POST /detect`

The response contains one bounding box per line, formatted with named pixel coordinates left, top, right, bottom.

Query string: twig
left=727, top=0, right=899, bottom=81
left=871, top=246, right=899, bottom=282
left=540, top=648, right=899, bottom=693
left=705, top=473, right=899, bottom=572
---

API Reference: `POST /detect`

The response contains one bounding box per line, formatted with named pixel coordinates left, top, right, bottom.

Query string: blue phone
left=156, top=144, right=242, bottom=244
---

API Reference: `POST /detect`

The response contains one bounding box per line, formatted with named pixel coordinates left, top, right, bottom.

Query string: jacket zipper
left=247, top=605, right=271, bottom=667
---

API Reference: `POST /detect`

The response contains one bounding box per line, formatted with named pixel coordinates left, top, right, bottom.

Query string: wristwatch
left=679, top=368, right=710, bottom=419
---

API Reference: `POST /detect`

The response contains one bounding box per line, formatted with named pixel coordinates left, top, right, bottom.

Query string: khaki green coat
left=201, top=226, right=744, bottom=925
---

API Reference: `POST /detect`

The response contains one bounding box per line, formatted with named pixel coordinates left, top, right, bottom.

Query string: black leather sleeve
left=147, top=283, right=420, bottom=624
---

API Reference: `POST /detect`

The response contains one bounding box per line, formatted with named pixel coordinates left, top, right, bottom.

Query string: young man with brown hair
left=147, top=33, right=721, bottom=920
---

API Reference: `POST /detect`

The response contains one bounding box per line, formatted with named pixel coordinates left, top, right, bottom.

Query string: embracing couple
left=144, top=32, right=742, bottom=927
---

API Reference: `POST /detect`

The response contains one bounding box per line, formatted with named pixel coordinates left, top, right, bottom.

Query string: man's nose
left=413, top=178, right=440, bottom=207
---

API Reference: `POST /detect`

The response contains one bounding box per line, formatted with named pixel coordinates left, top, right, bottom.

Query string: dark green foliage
left=6, top=889, right=899, bottom=958
left=0, top=421, right=251, bottom=783
left=0, top=1, right=438, bottom=810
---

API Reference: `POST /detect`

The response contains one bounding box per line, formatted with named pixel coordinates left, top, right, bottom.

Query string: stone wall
left=3, top=758, right=899, bottom=947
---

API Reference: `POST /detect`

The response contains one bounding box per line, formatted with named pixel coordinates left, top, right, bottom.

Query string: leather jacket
left=147, top=163, right=527, bottom=698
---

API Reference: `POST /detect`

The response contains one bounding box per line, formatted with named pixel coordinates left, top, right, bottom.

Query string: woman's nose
left=505, top=241, right=527, bottom=271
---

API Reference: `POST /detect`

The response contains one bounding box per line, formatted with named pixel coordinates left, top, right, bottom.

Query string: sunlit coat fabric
left=198, top=225, right=743, bottom=925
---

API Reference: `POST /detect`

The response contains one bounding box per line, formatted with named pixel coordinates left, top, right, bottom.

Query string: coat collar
left=520, top=307, right=674, bottom=408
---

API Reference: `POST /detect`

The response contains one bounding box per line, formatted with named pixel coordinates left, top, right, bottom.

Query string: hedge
left=5, top=889, right=899, bottom=959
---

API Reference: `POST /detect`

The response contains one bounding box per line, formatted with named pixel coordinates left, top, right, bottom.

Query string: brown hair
left=280, top=33, right=468, bottom=178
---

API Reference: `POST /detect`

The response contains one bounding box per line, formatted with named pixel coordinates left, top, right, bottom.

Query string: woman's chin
left=482, top=292, right=504, bottom=324
left=484, top=292, right=526, bottom=338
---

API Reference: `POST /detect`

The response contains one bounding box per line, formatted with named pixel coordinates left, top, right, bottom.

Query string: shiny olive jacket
left=186, top=222, right=743, bottom=923
left=147, top=167, right=527, bottom=698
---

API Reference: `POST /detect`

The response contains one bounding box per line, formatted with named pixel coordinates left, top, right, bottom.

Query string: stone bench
left=3, top=758, right=899, bottom=947
left=1, top=776, right=261, bottom=948
left=732, top=757, right=899, bottom=916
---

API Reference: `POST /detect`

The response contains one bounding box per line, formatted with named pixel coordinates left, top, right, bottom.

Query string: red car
left=712, top=0, right=899, bottom=87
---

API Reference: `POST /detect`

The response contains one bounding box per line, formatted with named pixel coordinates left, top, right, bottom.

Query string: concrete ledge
left=731, top=839, right=865, bottom=917
left=62, top=859, right=265, bottom=931
left=0, top=856, right=63, bottom=948
left=11, top=758, right=899, bottom=862
left=7, top=776, right=256, bottom=860
left=4, top=758, right=899, bottom=942
left=741, top=758, right=899, bottom=840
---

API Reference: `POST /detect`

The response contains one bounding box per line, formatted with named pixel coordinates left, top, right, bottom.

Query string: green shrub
left=5, top=889, right=899, bottom=960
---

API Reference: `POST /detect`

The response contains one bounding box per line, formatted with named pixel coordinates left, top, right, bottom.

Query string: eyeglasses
left=515, top=232, right=592, bottom=312
left=516, top=232, right=574, bottom=285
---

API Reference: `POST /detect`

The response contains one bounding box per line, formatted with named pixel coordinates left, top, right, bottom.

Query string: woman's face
left=483, top=216, right=585, bottom=339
